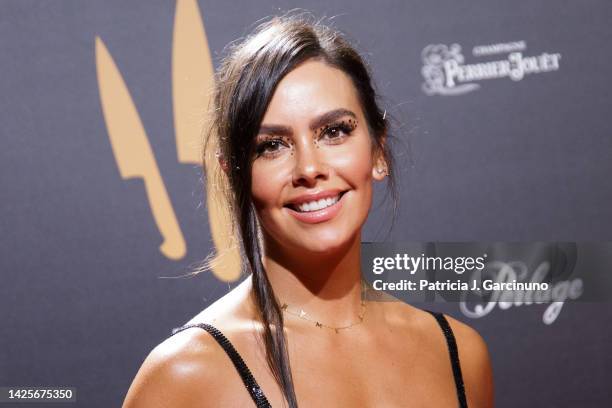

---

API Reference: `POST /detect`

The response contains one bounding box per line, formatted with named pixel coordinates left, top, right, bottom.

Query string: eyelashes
left=253, top=135, right=291, bottom=158
left=318, top=118, right=357, bottom=142
left=254, top=119, right=358, bottom=159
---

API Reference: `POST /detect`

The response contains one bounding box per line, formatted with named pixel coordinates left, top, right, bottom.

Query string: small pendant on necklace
left=299, top=309, right=307, bottom=318
left=335, top=328, right=340, bottom=334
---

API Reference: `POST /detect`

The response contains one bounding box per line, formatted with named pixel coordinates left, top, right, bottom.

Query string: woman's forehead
left=261, top=60, right=363, bottom=125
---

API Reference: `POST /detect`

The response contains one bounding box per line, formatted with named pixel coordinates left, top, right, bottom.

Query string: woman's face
left=250, top=59, right=386, bottom=256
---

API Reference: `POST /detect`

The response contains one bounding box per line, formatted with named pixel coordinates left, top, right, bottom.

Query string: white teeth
left=296, top=195, right=340, bottom=212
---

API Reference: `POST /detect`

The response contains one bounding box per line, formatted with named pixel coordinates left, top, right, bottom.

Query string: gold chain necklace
left=280, top=280, right=369, bottom=333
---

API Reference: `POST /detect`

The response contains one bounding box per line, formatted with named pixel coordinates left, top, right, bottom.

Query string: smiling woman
left=123, top=13, right=493, bottom=408
left=251, top=61, right=383, bottom=255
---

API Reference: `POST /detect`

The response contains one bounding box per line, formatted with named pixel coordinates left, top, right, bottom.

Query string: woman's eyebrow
left=258, top=108, right=357, bottom=136
left=309, top=108, right=356, bottom=131
left=258, top=124, right=292, bottom=136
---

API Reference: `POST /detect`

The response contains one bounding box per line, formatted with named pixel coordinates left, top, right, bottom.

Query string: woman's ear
left=372, top=156, right=389, bottom=181
left=371, top=134, right=388, bottom=181
left=216, top=149, right=230, bottom=174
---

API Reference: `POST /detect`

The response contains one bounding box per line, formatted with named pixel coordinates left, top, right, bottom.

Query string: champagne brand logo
left=421, top=41, right=562, bottom=95
left=460, top=260, right=583, bottom=324
left=95, top=0, right=240, bottom=280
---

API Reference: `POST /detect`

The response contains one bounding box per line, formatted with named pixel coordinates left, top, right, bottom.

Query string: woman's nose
left=291, top=138, right=328, bottom=186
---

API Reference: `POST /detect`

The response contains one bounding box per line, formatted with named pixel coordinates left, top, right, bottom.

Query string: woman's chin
left=262, top=220, right=360, bottom=256
left=290, top=233, right=355, bottom=255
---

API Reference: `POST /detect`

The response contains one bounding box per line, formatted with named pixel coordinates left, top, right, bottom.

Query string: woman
left=123, top=14, right=494, bottom=408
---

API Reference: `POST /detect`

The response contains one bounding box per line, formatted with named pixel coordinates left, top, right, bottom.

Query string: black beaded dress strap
left=425, top=310, right=468, bottom=408
left=171, top=323, right=272, bottom=408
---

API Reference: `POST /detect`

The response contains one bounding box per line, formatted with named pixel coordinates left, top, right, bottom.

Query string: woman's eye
left=255, top=139, right=287, bottom=157
left=321, top=123, right=354, bottom=142
left=324, top=127, right=342, bottom=138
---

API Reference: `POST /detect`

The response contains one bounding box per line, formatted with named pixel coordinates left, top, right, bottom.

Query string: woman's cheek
left=329, top=145, right=373, bottom=182
left=250, top=166, right=271, bottom=210
left=251, top=163, right=287, bottom=210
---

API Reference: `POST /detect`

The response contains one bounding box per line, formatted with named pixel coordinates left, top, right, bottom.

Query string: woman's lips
left=285, top=192, right=346, bottom=224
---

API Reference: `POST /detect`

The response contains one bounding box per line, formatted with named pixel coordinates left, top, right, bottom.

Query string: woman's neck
left=259, top=232, right=367, bottom=328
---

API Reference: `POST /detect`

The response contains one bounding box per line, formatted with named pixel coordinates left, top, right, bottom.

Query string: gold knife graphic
left=95, top=36, right=186, bottom=260
left=172, top=0, right=241, bottom=280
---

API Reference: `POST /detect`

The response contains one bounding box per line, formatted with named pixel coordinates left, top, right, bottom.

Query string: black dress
left=170, top=310, right=468, bottom=408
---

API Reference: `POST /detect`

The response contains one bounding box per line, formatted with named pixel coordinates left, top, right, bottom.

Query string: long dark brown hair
left=201, top=13, right=399, bottom=407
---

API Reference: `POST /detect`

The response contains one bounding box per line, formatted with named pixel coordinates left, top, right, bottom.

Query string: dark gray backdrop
left=1, top=1, right=611, bottom=407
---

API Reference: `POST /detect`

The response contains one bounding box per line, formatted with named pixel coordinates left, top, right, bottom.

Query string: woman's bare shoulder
left=381, top=302, right=494, bottom=407
left=121, top=326, right=231, bottom=408
left=443, top=314, right=495, bottom=408
left=122, top=279, right=256, bottom=408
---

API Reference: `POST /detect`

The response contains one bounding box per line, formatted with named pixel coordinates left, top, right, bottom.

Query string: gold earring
left=376, top=167, right=387, bottom=175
